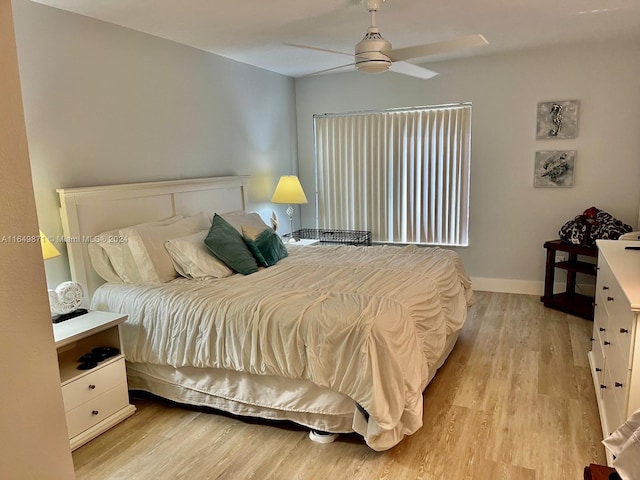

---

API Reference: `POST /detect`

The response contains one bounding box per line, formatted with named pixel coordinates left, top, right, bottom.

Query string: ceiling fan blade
left=387, top=34, right=488, bottom=63
left=284, top=43, right=352, bottom=58
left=301, top=63, right=357, bottom=77
left=390, top=61, right=438, bottom=79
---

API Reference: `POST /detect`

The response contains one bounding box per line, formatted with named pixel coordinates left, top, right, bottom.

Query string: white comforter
left=91, top=244, right=473, bottom=450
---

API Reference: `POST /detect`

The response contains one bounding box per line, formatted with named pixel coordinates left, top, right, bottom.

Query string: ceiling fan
left=289, top=0, right=488, bottom=79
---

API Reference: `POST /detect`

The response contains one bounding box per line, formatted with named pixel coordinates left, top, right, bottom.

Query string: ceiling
left=31, top=0, right=640, bottom=78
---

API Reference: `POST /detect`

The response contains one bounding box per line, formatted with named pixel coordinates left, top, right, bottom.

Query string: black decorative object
left=52, top=308, right=88, bottom=324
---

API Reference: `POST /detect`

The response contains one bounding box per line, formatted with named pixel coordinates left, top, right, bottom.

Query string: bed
left=57, top=176, right=474, bottom=451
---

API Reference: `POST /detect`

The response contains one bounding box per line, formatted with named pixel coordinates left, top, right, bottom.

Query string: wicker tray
left=285, top=228, right=372, bottom=246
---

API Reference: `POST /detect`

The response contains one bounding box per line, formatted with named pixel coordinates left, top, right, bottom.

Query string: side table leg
left=567, top=253, right=577, bottom=295
left=543, top=245, right=555, bottom=303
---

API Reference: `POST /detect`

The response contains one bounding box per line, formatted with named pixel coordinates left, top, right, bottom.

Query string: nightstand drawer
left=62, top=357, right=126, bottom=412
left=65, top=383, right=130, bottom=438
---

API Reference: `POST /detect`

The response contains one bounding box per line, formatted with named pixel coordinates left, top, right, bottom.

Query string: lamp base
left=287, top=204, right=296, bottom=239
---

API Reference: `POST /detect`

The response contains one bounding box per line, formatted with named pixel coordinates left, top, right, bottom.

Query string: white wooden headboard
left=57, top=176, right=249, bottom=303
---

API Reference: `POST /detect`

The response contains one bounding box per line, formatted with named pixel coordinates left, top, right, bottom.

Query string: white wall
left=0, top=0, right=75, bottom=477
left=295, top=38, right=640, bottom=294
left=11, top=0, right=299, bottom=287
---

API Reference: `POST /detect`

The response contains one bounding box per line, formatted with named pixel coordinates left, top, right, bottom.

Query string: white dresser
left=589, top=240, right=640, bottom=464
left=53, top=311, right=136, bottom=450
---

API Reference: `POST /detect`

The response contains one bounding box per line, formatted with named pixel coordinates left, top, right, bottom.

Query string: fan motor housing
left=355, top=34, right=392, bottom=73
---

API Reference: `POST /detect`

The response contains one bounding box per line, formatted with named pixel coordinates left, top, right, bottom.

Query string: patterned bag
left=559, top=207, right=632, bottom=246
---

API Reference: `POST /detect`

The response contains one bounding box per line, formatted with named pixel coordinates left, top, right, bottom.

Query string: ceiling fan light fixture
left=355, top=59, right=391, bottom=74
left=355, top=29, right=392, bottom=73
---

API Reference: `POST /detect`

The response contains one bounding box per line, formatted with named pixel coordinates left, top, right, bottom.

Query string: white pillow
left=92, top=215, right=184, bottom=282
left=120, top=213, right=210, bottom=283
left=88, top=242, right=122, bottom=282
left=165, top=230, right=234, bottom=279
left=220, top=211, right=270, bottom=233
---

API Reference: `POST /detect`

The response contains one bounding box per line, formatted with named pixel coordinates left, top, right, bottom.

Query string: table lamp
left=271, top=175, right=308, bottom=241
left=40, top=230, right=60, bottom=261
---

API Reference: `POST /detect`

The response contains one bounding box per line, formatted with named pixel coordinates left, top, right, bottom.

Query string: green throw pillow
left=204, top=214, right=259, bottom=275
left=242, top=224, right=288, bottom=267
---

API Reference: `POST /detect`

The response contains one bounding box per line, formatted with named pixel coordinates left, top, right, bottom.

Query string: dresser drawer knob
left=607, top=296, right=614, bottom=302
left=603, top=286, right=609, bottom=290
left=600, top=384, right=607, bottom=389
left=596, top=367, right=602, bottom=372
left=620, top=328, right=629, bottom=334
left=88, top=384, right=96, bottom=390
left=615, top=382, right=624, bottom=388
left=92, top=410, right=99, bottom=416
left=599, top=327, right=606, bottom=332
left=604, top=341, right=611, bottom=346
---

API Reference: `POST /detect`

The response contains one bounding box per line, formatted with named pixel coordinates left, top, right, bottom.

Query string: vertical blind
left=314, top=104, right=471, bottom=246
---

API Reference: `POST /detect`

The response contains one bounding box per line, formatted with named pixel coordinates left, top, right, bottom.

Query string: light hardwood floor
left=73, top=291, right=606, bottom=479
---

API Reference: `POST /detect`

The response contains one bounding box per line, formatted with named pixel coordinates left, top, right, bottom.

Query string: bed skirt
left=126, top=330, right=460, bottom=440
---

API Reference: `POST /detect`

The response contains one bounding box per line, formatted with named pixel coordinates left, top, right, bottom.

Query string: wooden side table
left=541, top=239, right=597, bottom=320
left=583, top=463, right=618, bottom=480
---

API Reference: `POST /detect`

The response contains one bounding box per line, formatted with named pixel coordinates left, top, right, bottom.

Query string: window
left=314, top=104, right=471, bottom=246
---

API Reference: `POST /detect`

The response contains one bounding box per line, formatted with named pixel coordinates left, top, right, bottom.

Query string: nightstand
left=53, top=311, right=136, bottom=450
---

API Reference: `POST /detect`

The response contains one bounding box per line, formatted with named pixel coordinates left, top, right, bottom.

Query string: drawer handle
left=88, top=384, right=96, bottom=390
left=620, top=328, right=629, bottom=334
left=607, top=296, right=614, bottom=302
left=596, top=367, right=602, bottom=372
left=600, top=384, right=607, bottom=389
left=604, top=341, right=611, bottom=346
left=615, top=382, right=624, bottom=388
left=92, top=410, right=99, bottom=416
left=603, top=286, right=610, bottom=290
left=599, top=327, right=606, bottom=332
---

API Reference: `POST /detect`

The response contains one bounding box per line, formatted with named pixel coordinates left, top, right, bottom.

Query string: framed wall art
left=536, top=100, right=579, bottom=139
left=534, top=150, right=576, bottom=187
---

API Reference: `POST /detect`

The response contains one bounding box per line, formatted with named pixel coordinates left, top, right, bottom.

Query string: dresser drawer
left=65, top=383, right=130, bottom=438
left=601, top=368, right=623, bottom=436
left=593, top=301, right=609, bottom=344
left=608, top=316, right=634, bottom=371
left=612, top=369, right=629, bottom=424
left=593, top=306, right=609, bottom=361
left=590, top=338, right=606, bottom=391
left=600, top=276, right=628, bottom=327
left=62, top=357, right=126, bottom=412
left=596, top=260, right=615, bottom=304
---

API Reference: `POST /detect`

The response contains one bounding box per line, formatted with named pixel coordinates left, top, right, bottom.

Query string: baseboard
left=470, top=277, right=543, bottom=295
left=470, top=277, right=595, bottom=296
